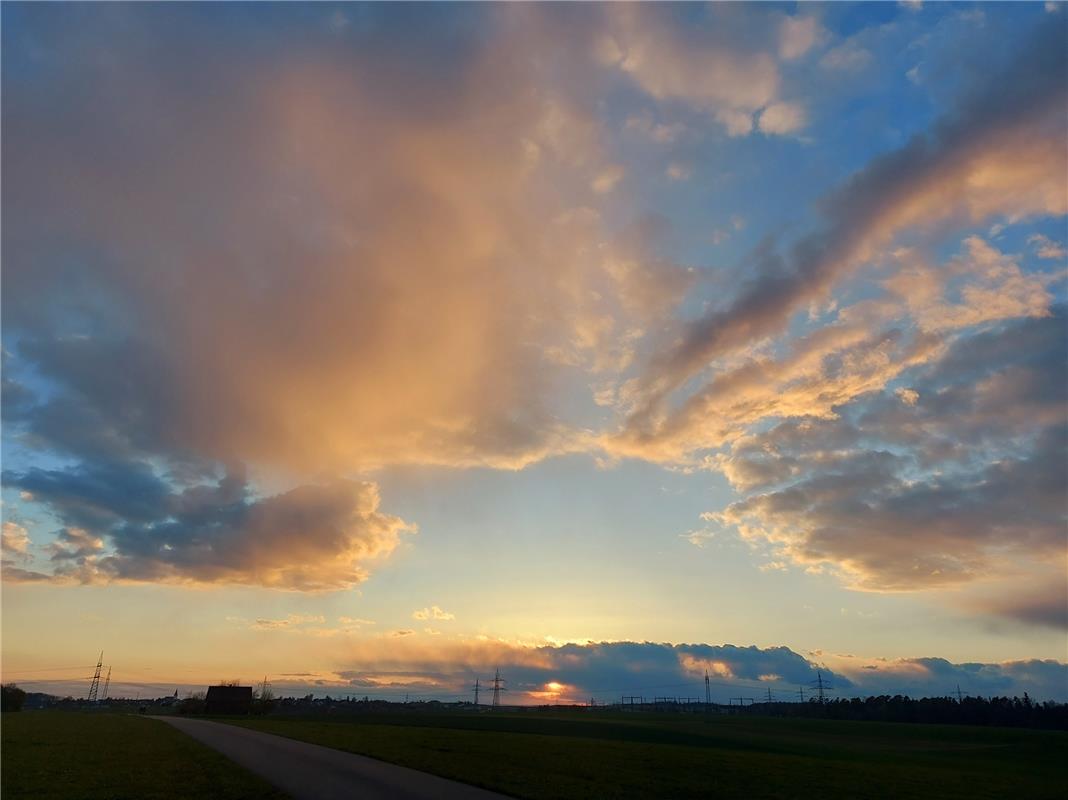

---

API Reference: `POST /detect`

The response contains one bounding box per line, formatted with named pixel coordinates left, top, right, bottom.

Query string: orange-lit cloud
left=619, top=24, right=1066, bottom=434
left=596, top=4, right=789, bottom=137
left=2, top=6, right=696, bottom=590
left=412, top=606, right=455, bottom=622
left=608, top=235, right=1057, bottom=466
left=3, top=477, right=412, bottom=591
left=1, top=521, right=31, bottom=558
left=3, top=8, right=689, bottom=478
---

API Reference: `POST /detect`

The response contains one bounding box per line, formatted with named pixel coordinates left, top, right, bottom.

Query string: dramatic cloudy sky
left=3, top=2, right=1066, bottom=702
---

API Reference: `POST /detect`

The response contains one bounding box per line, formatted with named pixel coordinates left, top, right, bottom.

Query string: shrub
left=177, top=692, right=206, bottom=715
left=1, top=684, right=27, bottom=712
left=252, top=686, right=275, bottom=715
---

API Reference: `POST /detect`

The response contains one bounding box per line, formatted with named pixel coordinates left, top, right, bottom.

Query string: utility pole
left=705, top=671, right=711, bottom=706
left=491, top=667, right=504, bottom=708
left=473, top=678, right=480, bottom=706
left=798, top=686, right=805, bottom=703
left=87, top=651, right=103, bottom=702
left=766, top=687, right=773, bottom=704
left=101, top=667, right=111, bottom=701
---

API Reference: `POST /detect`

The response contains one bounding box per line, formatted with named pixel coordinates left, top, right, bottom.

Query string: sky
left=2, top=1, right=1066, bottom=704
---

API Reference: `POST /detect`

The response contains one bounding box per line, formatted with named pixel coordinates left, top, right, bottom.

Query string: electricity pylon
left=491, top=667, right=504, bottom=707
left=87, top=651, right=103, bottom=702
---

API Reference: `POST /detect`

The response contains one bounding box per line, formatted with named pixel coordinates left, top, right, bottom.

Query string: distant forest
left=757, top=694, right=1067, bottom=730
left=6, top=684, right=1067, bottom=730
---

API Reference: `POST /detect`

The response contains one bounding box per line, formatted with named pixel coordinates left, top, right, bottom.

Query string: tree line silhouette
left=755, top=694, right=1067, bottom=729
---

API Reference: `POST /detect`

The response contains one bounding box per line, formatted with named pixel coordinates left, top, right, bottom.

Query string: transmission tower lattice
left=491, top=667, right=504, bottom=708
left=87, top=651, right=103, bottom=702
left=705, top=671, right=711, bottom=705
left=809, top=670, right=833, bottom=703
left=102, top=667, right=111, bottom=701
left=472, top=678, right=480, bottom=706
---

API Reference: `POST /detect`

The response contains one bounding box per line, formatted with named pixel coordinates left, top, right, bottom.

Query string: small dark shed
left=204, top=685, right=253, bottom=715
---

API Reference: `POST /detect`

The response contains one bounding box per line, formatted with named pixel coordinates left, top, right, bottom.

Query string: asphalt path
left=153, top=716, right=512, bottom=800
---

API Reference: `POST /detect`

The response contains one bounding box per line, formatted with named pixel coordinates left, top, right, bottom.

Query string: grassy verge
left=1, top=711, right=289, bottom=800
left=228, top=710, right=1067, bottom=799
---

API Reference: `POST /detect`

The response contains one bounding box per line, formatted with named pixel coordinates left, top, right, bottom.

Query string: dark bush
left=177, top=692, right=206, bottom=715
left=252, top=686, right=276, bottom=715
left=2, top=684, right=27, bottom=712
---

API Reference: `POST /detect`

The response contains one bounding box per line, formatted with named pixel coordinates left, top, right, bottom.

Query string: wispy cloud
left=249, top=615, right=326, bottom=631
left=1029, top=233, right=1066, bottom=260
left=412, top=606, right=455, bottom=622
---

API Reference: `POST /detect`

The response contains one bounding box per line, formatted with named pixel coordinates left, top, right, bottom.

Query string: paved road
left=153, top=717, right=511, bottom=800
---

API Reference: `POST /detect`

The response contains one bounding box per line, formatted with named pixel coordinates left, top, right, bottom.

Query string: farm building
left=204, top=685, right=252, bottom=715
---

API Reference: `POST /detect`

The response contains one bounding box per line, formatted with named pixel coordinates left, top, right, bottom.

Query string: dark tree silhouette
left=1, top=684, right=27, bottom=712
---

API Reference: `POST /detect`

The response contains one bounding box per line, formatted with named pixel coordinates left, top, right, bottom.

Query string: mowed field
left=1, top=712, right=289, bottom=800
left=4, top=709, right=1066, bottom=799
left=228, top=710, right=1067, bottom=800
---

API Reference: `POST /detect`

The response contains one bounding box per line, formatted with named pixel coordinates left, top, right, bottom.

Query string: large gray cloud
left=0, top=3, right=689, bottom=476
left=706, top=311, right=1067, bottom=598
left=333, top=640, right=849, bottom=702
left=0, top=3, right=693, bottom=590
left=3, top=462, right=412, bottom=590
left=325, top=640, right=1067, bottom=702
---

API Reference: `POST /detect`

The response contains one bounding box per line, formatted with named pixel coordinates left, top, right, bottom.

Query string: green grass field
left=1, top=712, right=289, bottom=800
left=229, top=710, right=1068, bottom=799
left=5, top=709, right=1065, bottom=799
